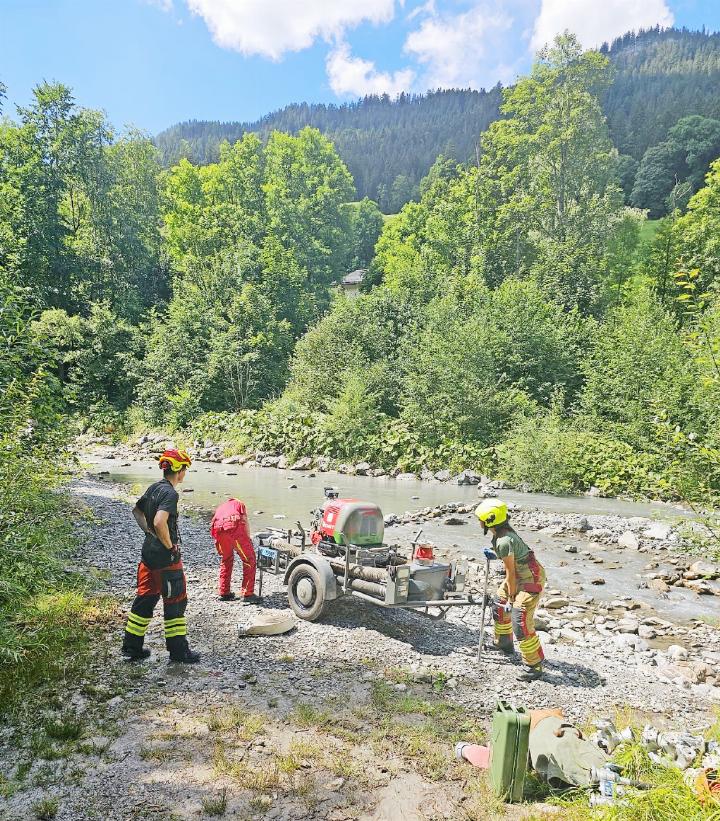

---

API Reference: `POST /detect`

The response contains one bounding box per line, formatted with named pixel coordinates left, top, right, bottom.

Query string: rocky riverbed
left=2, top=471, right=719, bottom=821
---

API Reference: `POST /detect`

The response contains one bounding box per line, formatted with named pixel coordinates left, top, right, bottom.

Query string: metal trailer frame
left=257, top=525, right=478, bottom=622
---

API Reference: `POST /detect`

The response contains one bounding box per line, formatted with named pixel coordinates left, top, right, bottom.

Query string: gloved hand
left=483, top=547, right=498, bottom=561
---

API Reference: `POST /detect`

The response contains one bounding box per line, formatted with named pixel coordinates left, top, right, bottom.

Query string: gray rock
left=618, top=531, right=640, bottom=550
left=434, top=470, right=451, bottom=482
left=289, top=457, right=314, bottom=471
left=396, top=472, right=417, bottom=481
left=667, top=645, right=689, bottom=661
left=545, top=597, right=570, bottom=609
left=643, top=523, right=672, bottom=541
left=617, top=617, right=639, bottom=634
left=443, top=516, right=467, bottom=526
left=685, top=560, right=719, bottom=580
left=354, top=462, right=372, bottom=476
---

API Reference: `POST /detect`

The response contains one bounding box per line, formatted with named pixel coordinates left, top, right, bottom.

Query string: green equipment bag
left=489, top=701, right=530, bottom=802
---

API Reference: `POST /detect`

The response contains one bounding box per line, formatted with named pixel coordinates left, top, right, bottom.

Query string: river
left=88, top=457, right=719, bottom=625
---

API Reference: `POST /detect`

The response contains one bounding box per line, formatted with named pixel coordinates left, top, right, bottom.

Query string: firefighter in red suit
left=211, top=498, right=262, bottom=603
left=121, top=449, right=200, bottom=663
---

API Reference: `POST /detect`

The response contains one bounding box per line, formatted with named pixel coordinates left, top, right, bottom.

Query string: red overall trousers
left=210, top=499, right=256, bottom=597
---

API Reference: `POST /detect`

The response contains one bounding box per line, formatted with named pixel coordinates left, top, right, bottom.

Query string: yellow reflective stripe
left=519, top=639, right=541, bottom=651
left=125, top=623, right=147, bottom=637
left=127, top=614, right=151, bottom=626
left=494, top=623, right=513, bottom=634
left=164, top=628, right=187, bottom=638
left=164, top=618, right=186, bottom=627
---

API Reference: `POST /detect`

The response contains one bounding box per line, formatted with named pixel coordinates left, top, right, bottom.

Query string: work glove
left=483, top=547, right=498, bottom=562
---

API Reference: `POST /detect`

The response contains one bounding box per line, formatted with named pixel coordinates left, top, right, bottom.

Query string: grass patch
left=139, top=745, right=173, bottom=763
left=290, top=703, right=333, bottom=730
left=248, top=795, right=273, bottom=812
left=207, top=707, right=266, bottom=740
left=366, top=681, right=485, bottom=781
left=0, top=591, right=118, bottom=716
left=32, top=797, right=59, bottom=820
left=201, top=788, right=227, bottom=816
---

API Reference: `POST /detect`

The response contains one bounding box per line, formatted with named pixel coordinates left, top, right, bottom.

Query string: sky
left=1, top=0, right=720, bottom=134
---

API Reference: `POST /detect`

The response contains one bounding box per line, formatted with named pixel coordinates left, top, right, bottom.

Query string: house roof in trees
left=341, top=269, right=366, bottom=286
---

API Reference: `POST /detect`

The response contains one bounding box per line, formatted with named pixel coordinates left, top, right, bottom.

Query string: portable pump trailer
left=255, top=487, right=474, bottom=622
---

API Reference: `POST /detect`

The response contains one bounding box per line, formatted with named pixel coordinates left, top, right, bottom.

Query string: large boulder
left=684, top=560, right=719, bottom=580
left=289, top=456, right=314, bottom=471
left=354, top=462, right=372, bottom=476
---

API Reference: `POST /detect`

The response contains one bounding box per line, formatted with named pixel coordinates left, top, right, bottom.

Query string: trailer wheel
left=287, top=564, right=328, bottom=621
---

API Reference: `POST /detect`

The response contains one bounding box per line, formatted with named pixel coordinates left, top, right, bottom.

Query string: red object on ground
left=457, top=744, right=491, bottom=769
left=211, top=499, right=256, bottom=597
left=414, top=544, right=434, bottom=561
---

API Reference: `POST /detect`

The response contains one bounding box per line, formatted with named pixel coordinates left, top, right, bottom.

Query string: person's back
left=211, top=498, right=260, bottom=603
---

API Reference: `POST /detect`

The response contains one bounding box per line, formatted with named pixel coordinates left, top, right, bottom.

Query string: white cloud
left=144, top=0, right=174, bottom=11
left=184, top=0, right=397, bottom=60
left=326, top=42, right=415, bottom=97
left=404, top=4, right=514, bottom=89
left=531, top=0, right=674, bottom=51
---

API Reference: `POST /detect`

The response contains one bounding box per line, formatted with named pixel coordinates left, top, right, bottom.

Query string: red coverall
left=210, top=498, right=256, bottom=597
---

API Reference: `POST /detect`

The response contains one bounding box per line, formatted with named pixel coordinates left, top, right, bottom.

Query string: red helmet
left=158, top=449, right=192, bottom=472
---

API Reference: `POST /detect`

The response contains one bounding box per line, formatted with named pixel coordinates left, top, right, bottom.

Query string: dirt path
left=1, top=476, right=719, bottom=821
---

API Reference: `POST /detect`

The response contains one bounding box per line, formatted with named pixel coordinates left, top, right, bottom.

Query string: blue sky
left=1, top=0, right=719, bottom=134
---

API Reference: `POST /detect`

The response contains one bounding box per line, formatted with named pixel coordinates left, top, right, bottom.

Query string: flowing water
left=88, top=457, right=719, bottom=625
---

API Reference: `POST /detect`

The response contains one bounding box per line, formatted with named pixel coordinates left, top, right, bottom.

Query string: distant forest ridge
left=155, top=27, right=720, bottom=211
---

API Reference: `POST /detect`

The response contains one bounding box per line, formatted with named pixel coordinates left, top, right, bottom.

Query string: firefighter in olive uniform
left=121, top=449, right=200, bottom=663
left=476, top=499, right=546, bottom=681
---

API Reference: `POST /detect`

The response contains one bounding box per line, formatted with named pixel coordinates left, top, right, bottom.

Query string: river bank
left=2, top=464, right=720, bottom=820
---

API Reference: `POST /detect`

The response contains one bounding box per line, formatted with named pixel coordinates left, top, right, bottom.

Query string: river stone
left=545, top=597, right=570, bottom=609
left=289, top=457, right=313, bottom=471
left=434, top=469, right=451, bottom=482
left=667, top=644, right=689, bottom=661
left=685, top=560, right=719, bottom=580
left=683, top=579, right=716, bottom=595
left=638, top=625, right=657, bottom=640
left=648, top=578, right=670, bottom=593
left=591, top=578, right=606, bottom=585
left=617, top=617, right=639, bottom=634
left=643, top=523, right=672, bottom=541
left=444, top=517, right=467, bottom=526
left=396, top=472, right=417, bottom=481
left=617, top=531, right=640, bottom=550
left=221, top=455, right=241, bottom=464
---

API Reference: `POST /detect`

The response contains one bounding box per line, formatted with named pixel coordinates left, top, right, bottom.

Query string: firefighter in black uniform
left=121, top=449, right=200, bottom=663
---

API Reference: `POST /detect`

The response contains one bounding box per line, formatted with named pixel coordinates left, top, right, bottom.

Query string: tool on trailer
left=253, top=490, right=475, bottom=622
left=477, top=547, right=498, bottom=660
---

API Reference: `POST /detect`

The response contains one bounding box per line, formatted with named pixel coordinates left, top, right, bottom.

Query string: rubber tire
left=287, top=563, right=329, bottom=622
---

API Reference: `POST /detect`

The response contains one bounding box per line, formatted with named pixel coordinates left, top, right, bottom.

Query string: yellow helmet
left=475, top=498, right=508, bottom=532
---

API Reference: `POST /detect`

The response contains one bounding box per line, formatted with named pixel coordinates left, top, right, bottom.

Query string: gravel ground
left=1, top=475, right=719, bottom=821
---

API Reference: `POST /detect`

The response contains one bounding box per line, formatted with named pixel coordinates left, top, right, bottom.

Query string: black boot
left=517, top=664, right=543, bottom=682
left=122, top=631, right=150, bottom=661
left=240, top=594, right=263, bottom=604
left=168, top=637, right=200, bottom=663
left=121, top=646, right=151, bottom=661
left=219, top=592, right=237, bottom=601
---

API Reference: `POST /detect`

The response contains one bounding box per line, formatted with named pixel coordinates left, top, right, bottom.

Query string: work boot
left=219, top=592, right=237, bottom=601
left=487, top=643, right=516, bottom=658
left=121, top=646, right=151, bottom=661
left=517, top=664, right=543, bottom=682
left=169, top=646, right=201, bottom=664
left=240, top=594, right=263, bottom=605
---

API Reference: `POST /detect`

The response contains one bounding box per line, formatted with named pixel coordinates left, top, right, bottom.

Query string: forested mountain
left=155, top=89, right=503, bottom=211
left=156, top=28, right=720, bottom=213
left=601, top=27, right=720, bottom=159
